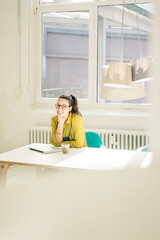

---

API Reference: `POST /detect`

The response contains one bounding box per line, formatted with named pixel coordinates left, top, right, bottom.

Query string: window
left=42, top=11, right=89, bottom=99
left=97, top=3, right=153, bottom=104
left=36, top=1, right=153, bottom=106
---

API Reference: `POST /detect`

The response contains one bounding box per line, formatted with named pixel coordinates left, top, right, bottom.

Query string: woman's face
left=56, top=98, right=72, bottom=119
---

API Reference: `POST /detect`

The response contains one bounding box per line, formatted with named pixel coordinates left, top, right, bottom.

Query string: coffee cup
left=61, top=142, right=70, bottom=154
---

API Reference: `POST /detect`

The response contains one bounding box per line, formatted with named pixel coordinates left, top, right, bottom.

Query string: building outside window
left=42, top=11, right=89, bottom=99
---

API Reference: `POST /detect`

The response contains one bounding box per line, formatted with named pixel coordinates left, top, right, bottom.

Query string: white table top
left=0, top=145, right=153, bottom=171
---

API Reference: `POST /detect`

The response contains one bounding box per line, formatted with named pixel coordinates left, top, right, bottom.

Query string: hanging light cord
left=135, top=0, right=142, bottom=63
left=120, top=0, right=125, bottom=63
left=120, top=0, right=142, bottom=63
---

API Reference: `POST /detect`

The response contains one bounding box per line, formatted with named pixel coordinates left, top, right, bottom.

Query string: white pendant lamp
left=103, top=1, right=132, bottom=88
left=103, top=62, right=132, bottom=88
left=130, top=2, right=153, bottom=83
left=131, top=56, right=153, bottom=83
left=100, top=65, right=146, bottom=100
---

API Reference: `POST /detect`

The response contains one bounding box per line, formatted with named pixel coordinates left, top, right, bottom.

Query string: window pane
left=97, top=3, right=154, bottom=104
left=40, top=0, right=93, bottom=5
left=42, top=11, right=89, bottom=99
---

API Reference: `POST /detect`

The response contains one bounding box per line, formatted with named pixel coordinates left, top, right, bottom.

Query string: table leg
left=0, top=164, right=9, bottom=190
left=35, top=166, right=42, bottom=177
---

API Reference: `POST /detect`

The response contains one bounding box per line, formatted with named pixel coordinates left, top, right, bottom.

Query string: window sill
left=29, top=102, right=151, bottom=118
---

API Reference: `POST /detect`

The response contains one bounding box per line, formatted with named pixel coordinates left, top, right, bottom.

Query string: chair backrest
left=136, top=145, right=149, bottom=152
left=85, top=132, right=104, bottom=148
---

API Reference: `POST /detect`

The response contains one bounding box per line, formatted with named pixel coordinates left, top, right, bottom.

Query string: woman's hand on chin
left=58, top=116, right=66, bottom=125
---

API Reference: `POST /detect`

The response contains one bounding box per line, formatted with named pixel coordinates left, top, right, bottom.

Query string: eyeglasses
left=55, top=103, right=70, bottom=110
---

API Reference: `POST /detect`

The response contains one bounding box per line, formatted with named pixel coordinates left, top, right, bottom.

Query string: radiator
left=29, top=126, right=150, bottom=151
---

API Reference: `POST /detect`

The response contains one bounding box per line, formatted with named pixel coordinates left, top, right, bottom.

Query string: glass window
left=97, top=3, right=153, bottom=104
left=42, top=11, right=89, bottom=99
left=37, top=1, right=154, bottom=106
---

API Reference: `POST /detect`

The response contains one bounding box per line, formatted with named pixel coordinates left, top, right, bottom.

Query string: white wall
left=0, top=0, right=32, bottom=152
left=0, top=0, right=151, bottom=153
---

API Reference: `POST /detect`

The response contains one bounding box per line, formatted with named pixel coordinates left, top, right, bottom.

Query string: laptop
left=29, top=143, right=61, bottom=154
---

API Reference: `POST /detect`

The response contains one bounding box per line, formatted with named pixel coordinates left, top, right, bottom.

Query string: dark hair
left=59, top=94, right=82, bottom=116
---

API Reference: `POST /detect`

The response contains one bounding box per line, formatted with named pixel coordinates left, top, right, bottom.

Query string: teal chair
left=85, top=132, right=104, bottom=148
left=136, top=145, right=149, bottom=152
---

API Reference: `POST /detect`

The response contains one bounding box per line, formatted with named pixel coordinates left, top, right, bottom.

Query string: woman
left=51, top=94, right=88, bottom=148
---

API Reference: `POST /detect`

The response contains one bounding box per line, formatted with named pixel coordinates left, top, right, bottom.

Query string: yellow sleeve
left=69, top=116, right=87, bottom=148
left=50, top=117, right=61, bottom=147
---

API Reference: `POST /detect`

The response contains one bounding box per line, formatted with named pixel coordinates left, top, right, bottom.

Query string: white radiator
left=29, top=126, right=150, bottom=151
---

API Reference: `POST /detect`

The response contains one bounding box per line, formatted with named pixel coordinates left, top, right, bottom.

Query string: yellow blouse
left=51, top=113, right=88, bottom=148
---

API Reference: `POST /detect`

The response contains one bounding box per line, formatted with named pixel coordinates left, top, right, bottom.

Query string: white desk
left=0, top=145, right=152, bottom=188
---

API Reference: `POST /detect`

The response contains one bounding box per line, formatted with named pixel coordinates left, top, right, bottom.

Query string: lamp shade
left=100, top=65, right=146, bottom=101
left=103, top=62, right=132, bottom=88
left=130, top=56, right=153, bottom=83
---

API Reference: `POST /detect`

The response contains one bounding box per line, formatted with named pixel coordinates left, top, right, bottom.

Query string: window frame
left=36, top=2, right=95, bottom=104
left=35, top=0, right=153, bottom=111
